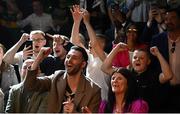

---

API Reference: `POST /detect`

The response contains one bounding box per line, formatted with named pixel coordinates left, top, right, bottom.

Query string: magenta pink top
left=99, top=99, right=149, bottom=113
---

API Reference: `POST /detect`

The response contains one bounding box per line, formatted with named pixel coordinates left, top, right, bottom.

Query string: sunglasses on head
left=127, top=28, right=138, bottom=32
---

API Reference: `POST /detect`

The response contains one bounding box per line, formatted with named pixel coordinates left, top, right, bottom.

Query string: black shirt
left=40, top=56, right=65, bottom=76
left=131, top=67, right=165, bottom=112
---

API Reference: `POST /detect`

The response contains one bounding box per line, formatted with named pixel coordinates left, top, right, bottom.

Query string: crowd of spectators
left=0, top=0, right=180, bottom=113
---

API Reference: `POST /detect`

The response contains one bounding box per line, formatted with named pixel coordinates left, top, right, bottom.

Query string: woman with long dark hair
left=99, top=68, right=149, bottom=113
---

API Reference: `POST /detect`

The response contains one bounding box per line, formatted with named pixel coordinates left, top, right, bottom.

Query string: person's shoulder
left=40, top=55, right=55, bottom=67
left=83, top=77, right=101, bottom=98
left=54, top=70, right=65, bottom=76
left=85, top=76, right=101, bottom=91
left=151, top=32, right=168, bottom=46
left=46, top=54, right=55, bottom=59
left=42, top=55, right=55, bottom=62
left=28, top=13, right=36, bottom=18
left=10, top=83, right=23, bottom=91
left=42, top=13, right=52, bottom=18
left=130, top=99, right=149, bottom=113
left=2, top=63, right=15, bottom=73
left=50, top=70, right=65, bottom=80
left=15, top=51, right=23, bottom=58
left=152, top=32, right=168, bottom=40
left=99, top=100, right=108, bottom=113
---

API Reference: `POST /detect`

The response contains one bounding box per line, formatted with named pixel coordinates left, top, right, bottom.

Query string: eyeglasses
left=127, top=28, right=138, bottom=32
left=171, top=42, right=176, bottom=53
left=32, top=38, right=45, bottom=42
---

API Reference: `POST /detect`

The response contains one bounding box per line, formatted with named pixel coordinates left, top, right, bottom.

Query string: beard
left=66, top=64, right=82, bottom=76
left=166, top=23, right=180, bottom=32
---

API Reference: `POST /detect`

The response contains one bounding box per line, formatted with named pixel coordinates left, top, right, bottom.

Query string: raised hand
left=82, top=9, right=90, bottom=24
left=154, top=12, right=163, bottom=24
left=31, top=47, right=51, bottom=70
left=70, top=5, right=83, bottom=23
left=47, top=33, right=65, bottom=45
left=148, top=8, right=156, bottom=22
left=116, top=42, right=129, bottom=52
left=20, top=33, right=30, bottom=43
left=150, top=46, right=160, bottom=56
left=36, top=47, right=51, bottom=62
left=53, top=34, right=66, bottom=45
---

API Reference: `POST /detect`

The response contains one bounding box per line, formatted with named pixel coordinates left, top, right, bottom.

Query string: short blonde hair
left=30, top=30, right=45, bottom=37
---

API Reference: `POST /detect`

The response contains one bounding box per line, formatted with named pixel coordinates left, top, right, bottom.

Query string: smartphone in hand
left=25, top=40, right=33, bottom=49
left=150, top=3, right=158, bottom=15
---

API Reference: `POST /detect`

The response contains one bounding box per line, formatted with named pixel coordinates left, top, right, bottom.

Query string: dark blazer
left=141, top=20, right=160, bottom=44
left=150, top=32, right=169, bottom=74
left=25, top=70, right=101, bottom=113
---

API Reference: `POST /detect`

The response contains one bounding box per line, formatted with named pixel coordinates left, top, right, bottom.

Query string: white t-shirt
left=15, top=51, right=24, bottom=73
left=86, top=51, right=110, bottom=100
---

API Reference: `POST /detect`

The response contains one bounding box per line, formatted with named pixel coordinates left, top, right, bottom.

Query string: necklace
left=168, top=34, right=180, bottom=53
